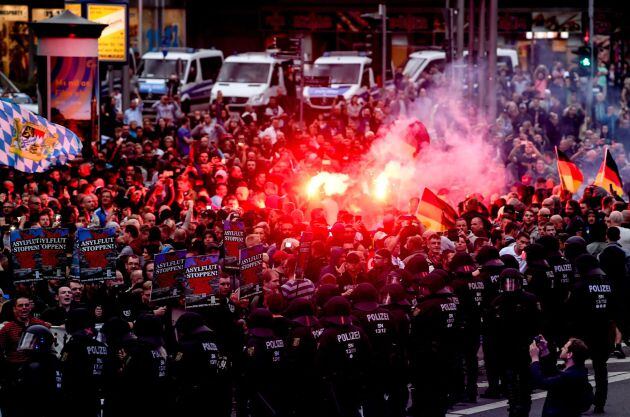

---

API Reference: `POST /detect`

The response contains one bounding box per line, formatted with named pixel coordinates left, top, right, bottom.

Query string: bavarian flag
left=417, top=187, right=458, bottom=232
left=555, top=147, right=583, bottom=193
left=594, top=148, right=624, bottom=196
left=0, top=101, right=82, bottom=173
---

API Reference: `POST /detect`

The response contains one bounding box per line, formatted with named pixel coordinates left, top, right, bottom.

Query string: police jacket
left=16, top=353, right=61, bottom=417
left=566, top=271, right=614, bottom=339
left=488, top=291, right=541, bottom=357
left=173, top=330, right=230, bottom=391
left=599, top=243, right=630, bottom=294
left=60, top=330, right=109, bottom=396
left=242, top=329, right=288, bottom=391
left=450, top=274, right=483, bottom=332
left=410, top=292, right=462, bottom=357
left=524, top=260, right=558, bottom=311
left=478, top=262, right=504, bottom=321
left=316, top=319, right=371, bottom=381
left=286, top=315, right=319, bottom=373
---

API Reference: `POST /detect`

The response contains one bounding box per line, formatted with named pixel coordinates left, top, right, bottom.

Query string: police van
left=303, top=51, right=377, bottom=111
left=138, top=48, right=223, bottom=113
left=210, top=52, right=294, bottom=110
left=403, top=48, right=519, bottom=85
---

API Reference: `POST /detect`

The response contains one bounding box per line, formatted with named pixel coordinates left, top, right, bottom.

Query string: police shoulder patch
left=61, top=352, right=69, bottom=362
left=175, top=352, right=183, bottom=362
left=292, top=337, right=301, bottom=347
left=247, top=346, right=256, bottom=357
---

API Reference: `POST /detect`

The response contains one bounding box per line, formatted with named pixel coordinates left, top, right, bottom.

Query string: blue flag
left=0, top=101, right=82, bottom=173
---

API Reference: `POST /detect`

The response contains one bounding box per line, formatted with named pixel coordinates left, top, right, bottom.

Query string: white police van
left=403, top=48, right=519, bottom=85
left=138, top=48, right=223, bottom=113
left=210, top=52, right=293, bottom=110
left=303, top=52, right=377, bottom=111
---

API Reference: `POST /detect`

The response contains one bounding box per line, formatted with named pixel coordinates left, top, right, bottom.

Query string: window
left=217, top=62, right=271, bottom=84
left=140, top=59, right=178, bottom=79
left=403, top=58, right=426, bottom=78
left=200, top=56, right=222, bottom=82
left=361, top=69, right=370, bottom=87
left=270, top=65, right=279, bottom=86
left=311, top=63, right=361, bottom=85
left=186, top=60, right=198, bottom=84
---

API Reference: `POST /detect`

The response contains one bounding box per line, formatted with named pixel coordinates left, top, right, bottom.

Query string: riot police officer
left=242, top=308, right=289, bottom=417
left=523, top=244, right=558, bottom=342
left=382, top=283, right=412, bottom=417
left=13, top=325, right=61, bottom=417
left=350, top=282, right=395, bottom=417
left=567, top=254, right=615, bottom=414
left=125, top=314, right=172, bottom=417
left=538, top=235, right=574, bottom=346
left=60, top=308, right=109, bottom=417
left=476, top=246, right=506, bottom=399
left=410, top=270, right=462, bottom=417
left=284, top=298, right=320, bottom=417
left=488, top=268, right=541, bottom=417
left=100, top=317, right=137, bottom=417
left=316, top=296, right=371, bottom=417
left=449, top=253, right=482, bottom=403
left=173, top=312, right=232, bottom=417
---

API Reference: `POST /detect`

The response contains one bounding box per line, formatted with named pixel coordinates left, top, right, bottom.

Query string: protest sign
left=184, top=254, right=220, bottom=309
left=40, top=228, right=69, bottom=280
left=151, top=250, right=186, bottom=305
left=10, top=228, right=43, bottom=284
left=75, top=227, right=117, bottom=282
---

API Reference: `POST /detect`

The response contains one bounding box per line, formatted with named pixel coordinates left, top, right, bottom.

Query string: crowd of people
left=0, top=54, right=630, bottom=417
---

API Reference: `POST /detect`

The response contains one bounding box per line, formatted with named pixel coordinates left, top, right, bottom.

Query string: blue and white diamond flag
left=0, top=101, right=82, bottom=173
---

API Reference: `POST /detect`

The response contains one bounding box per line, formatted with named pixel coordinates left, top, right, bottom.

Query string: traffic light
left=572, top=46, right=593, bottom=76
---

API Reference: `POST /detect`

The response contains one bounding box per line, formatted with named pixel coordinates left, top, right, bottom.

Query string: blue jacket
left=531, top=357, right=592, bottom=417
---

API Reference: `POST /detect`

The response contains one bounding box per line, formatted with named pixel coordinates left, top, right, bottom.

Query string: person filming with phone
left=529, top=336, right=594, bottom=416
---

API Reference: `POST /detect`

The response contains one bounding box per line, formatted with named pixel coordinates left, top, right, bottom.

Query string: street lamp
left=362, top=4, right=387, bottom=88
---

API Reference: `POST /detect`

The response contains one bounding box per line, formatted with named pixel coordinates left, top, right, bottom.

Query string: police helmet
left=100, top=317, right=135, bottom=347
left=500, top=268, right=524, bottom=292
left=574, top=254, right=605, bottom=277
left=419, top=269, right=448, bottom=294
left=476, top=246, right=501, bottom=266
left=322, top=296, right=352, bottom=325
left=17, top=325, right=54, bottom=354
left=351, top=283, right=379, bottom=311
left=175, top=312, right=211, bottom=337
left=134, top=314, right=164, bottom=347
left=65, top=308, right=95, bottom=335
left=565, top=236, right=587, bottom=262
left=247, top=308, right=274, bottom=338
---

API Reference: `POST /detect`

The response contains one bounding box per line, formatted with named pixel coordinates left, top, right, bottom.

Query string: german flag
left=555, top=147, right=583, bottom=193
left=594, top=148, right=624, bottom=196
left=417, top=187, right=458, bottom=232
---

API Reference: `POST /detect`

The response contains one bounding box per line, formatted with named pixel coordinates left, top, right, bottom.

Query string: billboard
left=87, top=3, right=128, bottom=62
left=50, top=56, right=97, bottom=121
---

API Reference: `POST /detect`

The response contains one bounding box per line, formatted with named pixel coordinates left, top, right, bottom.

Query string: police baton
left=256, top=391, right=277, bottom=416
left=325, top=379, right=344, bottom=416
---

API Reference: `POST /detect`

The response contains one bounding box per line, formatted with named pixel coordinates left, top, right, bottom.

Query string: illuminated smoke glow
left=305, top=88, right=508, bottom=225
